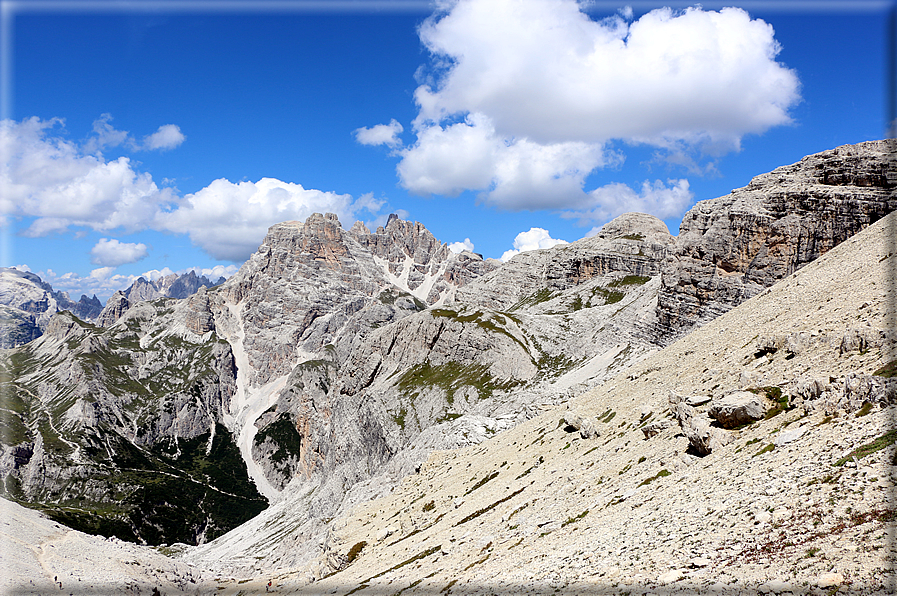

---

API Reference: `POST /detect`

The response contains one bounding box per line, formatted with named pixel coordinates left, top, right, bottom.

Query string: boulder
left=674, top=403, right=732, bottom=456
left=641, top=419, right=670, bottom=439
left=708, top=391, right=768, bottom=428
left=563, top=413, right=599, bottom=439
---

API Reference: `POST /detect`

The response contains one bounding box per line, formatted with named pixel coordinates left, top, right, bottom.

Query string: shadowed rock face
left=656, top=139, right=897, bottom=340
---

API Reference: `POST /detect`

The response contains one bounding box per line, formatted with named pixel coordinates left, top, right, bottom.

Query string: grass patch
left=856, top=402, right=874, bottom=417
left=456, top=487, right=526, bottom=526
left=464, top=471, right=499, bottom=496
left=509, top=288, right=556, bottom=311
left=873, top=360, right=897, bottom=378
left=561, top=510, right=589, bottom=527
left=834, top=430, right=897, bottom=466
left=395, top=360, right=520, bottom=405
left=752, top=443, right=775, bottom=458
left=638, top=469, right=671, bottom=487
left=608, top=275, right=650, bottom=287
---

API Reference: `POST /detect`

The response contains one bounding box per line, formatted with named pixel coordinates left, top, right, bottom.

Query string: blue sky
left=1, top=0, right=893, bottom=301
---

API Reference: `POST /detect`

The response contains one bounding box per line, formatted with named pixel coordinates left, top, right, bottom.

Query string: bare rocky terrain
left=0, top=139, right=895, bottom=594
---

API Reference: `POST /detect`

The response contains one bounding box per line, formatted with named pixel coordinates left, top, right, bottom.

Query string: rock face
left=456, top=212, right=674, bottom=311
left=0, top=299, right=265, bottom=546
left=126, top=270, right=224, bottom=302
left=656, top=139, right=896, bottom=340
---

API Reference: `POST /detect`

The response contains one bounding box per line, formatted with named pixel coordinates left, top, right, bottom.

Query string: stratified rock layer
left=657, top=139, right=896, bottom=340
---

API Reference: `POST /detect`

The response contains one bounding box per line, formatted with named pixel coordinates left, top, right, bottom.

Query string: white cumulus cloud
left=3, top=116, right=389, bottom=264
left=569, top=179, right=694, bottom=230
left=142, top=124, right=185, bottom=151
left=386, top=0, right=800, bottom=212
left=1, top=117, right=174, bottom=236
left=90, top=238, right=149, bottom=267
left=354, top=119, right=404, bottom=148
left=501, top=228, right=568, bottom=261
left=156, top=179, right=384, bottom=261
left=447, top=238, right=474, bottom=253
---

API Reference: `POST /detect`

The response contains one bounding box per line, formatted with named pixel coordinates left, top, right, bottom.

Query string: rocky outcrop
left=95, top=290, right=129, bottom=327
left=456, top=212, right=674, bottom=311
left=656, top=139, right=896, bottom=340
left=707, top=391, right=769, bottom=428
left=293, top=210, right=897, bottom=596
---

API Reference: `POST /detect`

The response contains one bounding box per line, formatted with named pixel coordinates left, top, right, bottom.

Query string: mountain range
left=0, top=138, right=894, bottom=595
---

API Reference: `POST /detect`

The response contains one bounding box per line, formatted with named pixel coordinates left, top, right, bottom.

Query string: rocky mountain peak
left=591, top=212, right=674, bottom=246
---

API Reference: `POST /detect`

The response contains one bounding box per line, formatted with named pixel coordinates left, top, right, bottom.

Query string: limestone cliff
left=656, top=138, right=896, bottom=339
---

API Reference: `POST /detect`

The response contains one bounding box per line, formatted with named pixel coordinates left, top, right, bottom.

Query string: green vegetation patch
left=34, top=424, right=267, bottom=546
left=464, top=471, right=499, bottom=496
left=608, top=275, right=651, bottom=287
left=561, top=510, right=589, bottom=527
left=456, top=487, right=526, bottom=526
left=873, top=360, right=897, bottom=378
left=638, top=469, right=671, bottom=487
left=834, top=430, right=897, bottom=466
left=509, top=288, right=556, bottom=311
left=758, top=386, right=790, bottom=420
left=395, top=360, right=520, bottom=405
left=752, top=443, right=775, bottom=458
left=254, top=412, right=302, bottom=464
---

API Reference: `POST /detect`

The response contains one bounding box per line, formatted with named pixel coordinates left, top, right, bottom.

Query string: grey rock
left=674, top=403, right=732, bottom=456
left=96, top=291, right=130, bottom=327
left=656, top=139, right=896, bottom=342
left=708, top=391, right=768, bottom=428
left=641, top=419, right=670, bottom=439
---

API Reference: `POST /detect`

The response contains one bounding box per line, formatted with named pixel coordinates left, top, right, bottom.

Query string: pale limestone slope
left=269, top=210, right=897, bottom=594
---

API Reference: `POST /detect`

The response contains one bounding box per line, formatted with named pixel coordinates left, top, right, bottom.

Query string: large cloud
left=394, top=0, right=800, bottom=211
left=90, top=238, right=149, bottom=267
left=156, top=178, right=384, bottom=261
left=2, top=116, right=387, bottom=263
left=1, top=117, right=174, bottom=236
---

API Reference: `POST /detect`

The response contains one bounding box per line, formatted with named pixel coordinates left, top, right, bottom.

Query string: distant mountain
left=0, top=140, right=893, bottom=586
left=0, top=268, right=226, bottom=348
left=0, top=267, right=102, bottom=348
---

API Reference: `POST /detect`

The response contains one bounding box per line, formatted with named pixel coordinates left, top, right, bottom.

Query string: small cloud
left=12, top=264, right=31, bottom=272
left=501, top=228, right=567, bottom=261
left=354, top=119, right=404, bottom=148
left=141, top=124, right=185, bottom=151
left=90, top=238, right=149, bottom=267
left=448, top=238, right=474, bottom=253
left=90, top=266, right=116, bottom=281
left=85, top=113, right=130, bottom=154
